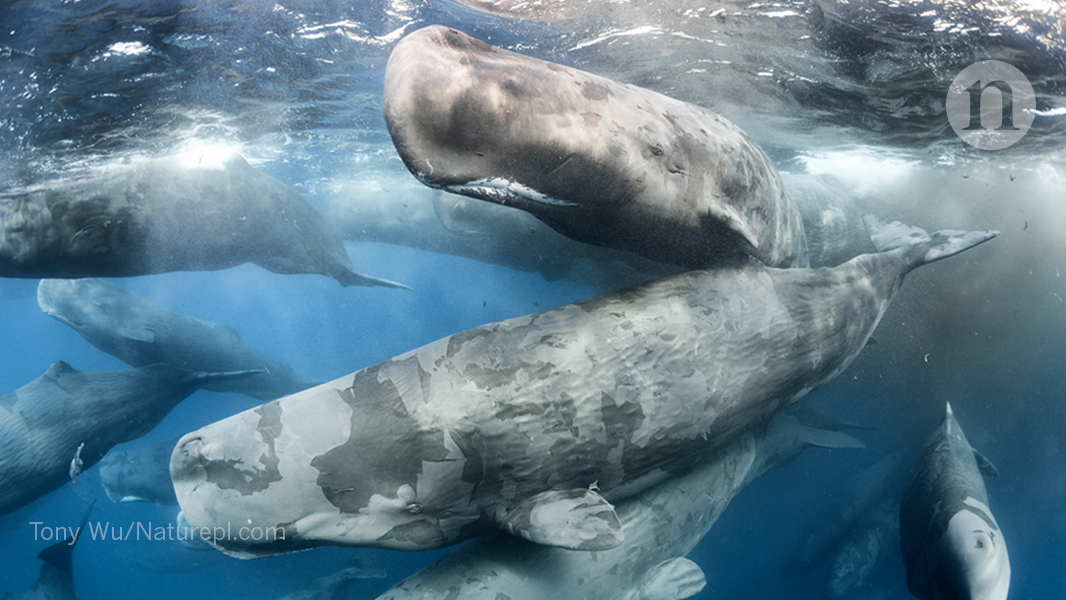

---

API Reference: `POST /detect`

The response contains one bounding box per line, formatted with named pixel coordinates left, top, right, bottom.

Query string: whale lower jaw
left=445, top=178, right=581, bottom=208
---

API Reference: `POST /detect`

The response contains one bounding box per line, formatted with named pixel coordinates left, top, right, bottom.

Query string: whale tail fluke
left=37, top=500, right=95, bottom=571
left=863, top=215, right=998, bottom=270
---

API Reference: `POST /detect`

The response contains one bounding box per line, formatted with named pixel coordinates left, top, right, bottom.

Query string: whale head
left=168, top=374, right=474, bottom=558
left=383, top=25, right=806, bottom=269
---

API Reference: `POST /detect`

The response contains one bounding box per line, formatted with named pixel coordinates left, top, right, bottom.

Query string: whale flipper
left=637, top=557, right=707, bottom=600
left=798, top=425, right=866, bottom=450
left=37, top=500, right=94, bottom=572
left=973, top=448, right=1000, bottom=477
left=502, top=488, right=624, bottom=551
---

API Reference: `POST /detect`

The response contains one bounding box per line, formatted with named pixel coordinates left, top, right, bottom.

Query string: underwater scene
left=1, top=1, right=1064, bottom=599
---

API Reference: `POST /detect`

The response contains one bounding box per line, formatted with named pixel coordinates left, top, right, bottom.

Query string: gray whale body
left=375, top=411, right=863, bottom=600
left=0, top=152, right=404, bottom=288
left=171, top=217, right=995, bottom=558
left=0, top=361, right=255, bottom=517
left=38, top=278, right=319, bottom=401
left=383, top=25, right=807, bottom=269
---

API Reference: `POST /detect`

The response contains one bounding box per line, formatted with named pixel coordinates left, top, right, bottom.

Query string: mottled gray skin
left=0, top=152, right=404, bottom=288
left=328, top=178, right=682, bottom=294
left=6, top=503, right=93, bottom=600
left=0, top=361, right=254, bottom=517
left=328, top=173, right=869, bottom=294
left=100, top=437, right=181, bottom=505
left=171, top=221, right=994, bottom=558
left=277, top=557, right=386, bottom=600
left=784, top=173, right=876, bottom=268
left=383, top=26, right=808, bottom=270
left=375, top=412, right=863, bottom=600
left=38, top=278, right=317, bottom=401
left=899, top=404, right=1010, bottom=600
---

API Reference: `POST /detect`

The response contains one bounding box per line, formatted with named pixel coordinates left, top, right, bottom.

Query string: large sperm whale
left=383, top=25, right=808, bottom=269
left=171, top=217, right=995, bottom=558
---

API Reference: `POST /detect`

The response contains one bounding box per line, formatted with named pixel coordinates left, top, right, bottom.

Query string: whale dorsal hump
left=502, top=488, right=624, bottom=551
left=637, top=557, right=707, bottom=600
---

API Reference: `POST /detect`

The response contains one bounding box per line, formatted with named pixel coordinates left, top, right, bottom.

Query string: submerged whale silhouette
left=0, top=152, right=405, bottom=288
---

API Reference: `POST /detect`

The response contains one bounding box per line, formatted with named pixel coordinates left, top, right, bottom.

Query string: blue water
left=2, top=1, right=1065, bottom=599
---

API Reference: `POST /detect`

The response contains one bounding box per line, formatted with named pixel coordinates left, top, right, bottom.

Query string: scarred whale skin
left=900, top=403, right=1010, bottom=600
left=99, top=437, right=181, bottom=505
left=0, top=362, right=254, bottom=517
left=375, top=412, right=863, bottom=600
left=0, top=152, right=404, bottom=288
left=383, top=25, right=808, bottom=269
left=171, top=219, right=995, bottom=558
left=37, top=278, right=317, bottom=401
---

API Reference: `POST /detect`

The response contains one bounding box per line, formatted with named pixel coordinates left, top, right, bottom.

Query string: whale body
left=383, top=25, right=807, bottom=269
left=0, top=152, right=404, bottom=288
left=99, top=437, right=181, bottom=505
left=171, top=218, right=995, bottom=558
left=375, top=411, right=863, bottom=600
left=899, top=403, right=1010, bottom=600
left=38, top=278, right=318, bottom=401
left=0, top=362, right=255, bottom=517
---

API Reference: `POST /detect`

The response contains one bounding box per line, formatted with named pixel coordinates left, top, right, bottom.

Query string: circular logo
left=946, top=60, right=1035, bottom=150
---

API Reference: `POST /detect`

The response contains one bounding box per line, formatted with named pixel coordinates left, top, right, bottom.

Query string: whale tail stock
left=863, top=215, right=999, bottom=271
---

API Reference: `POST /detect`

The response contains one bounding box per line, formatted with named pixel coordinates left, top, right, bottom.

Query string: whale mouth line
left=45, top=310, right=81, bottom=329
left=448, top=178, right=582, bottom=208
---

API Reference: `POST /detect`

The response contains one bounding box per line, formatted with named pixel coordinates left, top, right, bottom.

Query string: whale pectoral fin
left=117, top=323, right=156, bottom=344
left=502, top=488, right=624, bottom=551
left=706, top=203, right=760, bottom=251
left=637, top=557, right=707, bottom=600
left=973, top=448, right=1000, bottom=477
left=798, top=425, right=866, bottom=450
